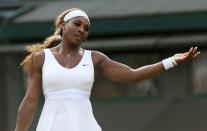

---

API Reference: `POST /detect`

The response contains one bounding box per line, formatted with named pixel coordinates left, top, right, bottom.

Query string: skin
left=14, top=16, right=200, bottom=131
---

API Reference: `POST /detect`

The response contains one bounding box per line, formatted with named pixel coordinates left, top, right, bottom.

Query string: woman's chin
left=71, top=40, right=82, bottom=47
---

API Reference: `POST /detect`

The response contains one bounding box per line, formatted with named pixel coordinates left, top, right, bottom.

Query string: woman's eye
left=74, top=22, right=80, bottom=26
left=85, top=27, right=89, bottom=32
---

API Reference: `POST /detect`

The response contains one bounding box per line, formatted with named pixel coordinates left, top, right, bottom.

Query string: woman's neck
left=58, top=42, right=80, bottom=57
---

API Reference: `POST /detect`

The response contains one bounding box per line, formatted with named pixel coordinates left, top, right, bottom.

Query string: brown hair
left=21, top=8, right=80, bottom=74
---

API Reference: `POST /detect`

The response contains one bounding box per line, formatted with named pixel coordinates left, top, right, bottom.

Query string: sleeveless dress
left=36, top=49, right=102, bottom=131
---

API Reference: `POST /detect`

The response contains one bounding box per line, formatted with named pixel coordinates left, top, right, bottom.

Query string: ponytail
left=20, top=8, right=80, bottom=74
left=20, top=35, right=61, bottom=74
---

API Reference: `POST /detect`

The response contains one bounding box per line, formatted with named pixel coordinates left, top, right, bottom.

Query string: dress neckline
left=48, top=49, right=86, bottom=70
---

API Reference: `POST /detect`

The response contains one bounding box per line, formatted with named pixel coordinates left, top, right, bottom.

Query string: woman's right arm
left=15, top=51, right=44, bottom=131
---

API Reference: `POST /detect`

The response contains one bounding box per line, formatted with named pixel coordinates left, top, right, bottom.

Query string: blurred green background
left=0, top=0, right=207, bottom=131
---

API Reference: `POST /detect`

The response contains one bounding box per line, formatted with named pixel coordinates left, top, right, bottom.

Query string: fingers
left=173, top=47, right=200, bottom=64
left=193, top=51, right=200, bottom=58
left=188, top=47, right=194, bottom=52
left=185, top=47, right=194, bottom=59
left=192, top=47, right=198, bottom=55
left=188, top=47, right=200, bottom=59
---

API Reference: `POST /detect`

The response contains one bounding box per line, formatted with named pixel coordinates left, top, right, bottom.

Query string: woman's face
left=62, top=16, right=89, bottom=46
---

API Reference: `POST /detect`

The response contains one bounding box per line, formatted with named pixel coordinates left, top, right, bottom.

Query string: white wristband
left=162, top=57, right=175, bottom=70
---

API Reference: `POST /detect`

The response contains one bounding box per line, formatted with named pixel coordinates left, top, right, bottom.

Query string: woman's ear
left=62, top=22, right=66, bottom=32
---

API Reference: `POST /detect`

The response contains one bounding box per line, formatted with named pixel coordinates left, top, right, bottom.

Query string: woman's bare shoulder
left=33, top=50, right=45, bottom=70
left=91, top=50, right=109, bottom=66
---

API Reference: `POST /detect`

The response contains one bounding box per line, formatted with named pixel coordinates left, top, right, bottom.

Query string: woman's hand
left=173, top=47, right=200, bottom=65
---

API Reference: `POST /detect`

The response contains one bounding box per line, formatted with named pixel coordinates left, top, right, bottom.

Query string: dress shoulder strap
left=43, top=48, right=55, bottom=68
left=81, top=50, right=93, bottom=66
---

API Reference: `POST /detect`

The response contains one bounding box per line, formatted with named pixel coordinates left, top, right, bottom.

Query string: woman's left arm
left=95, top=47, right=200, bottom=83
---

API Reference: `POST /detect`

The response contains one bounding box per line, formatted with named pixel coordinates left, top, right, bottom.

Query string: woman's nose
left=78, top=26, right=85, bottom=34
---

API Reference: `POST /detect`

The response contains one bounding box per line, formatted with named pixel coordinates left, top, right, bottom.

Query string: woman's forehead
left=69, top=16, right=89, bottom=25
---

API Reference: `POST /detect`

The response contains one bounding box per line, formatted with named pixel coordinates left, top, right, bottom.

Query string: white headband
left=63, top=10, right=90, bottom=24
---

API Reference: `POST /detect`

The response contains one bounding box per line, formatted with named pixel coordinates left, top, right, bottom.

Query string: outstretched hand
left=173, top=47, right=200, bottom=65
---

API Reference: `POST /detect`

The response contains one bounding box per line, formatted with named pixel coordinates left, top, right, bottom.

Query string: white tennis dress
left=36, top=49, right=102, bottom=131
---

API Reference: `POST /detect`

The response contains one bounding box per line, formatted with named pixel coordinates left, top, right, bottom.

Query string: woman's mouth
left=74, top=35, right=82, bottom=41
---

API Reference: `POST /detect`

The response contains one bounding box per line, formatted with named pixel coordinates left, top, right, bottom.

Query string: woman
left=14, top=8, right=200, bottom=131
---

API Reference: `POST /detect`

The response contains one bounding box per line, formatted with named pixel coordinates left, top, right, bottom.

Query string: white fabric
left=42, top=49, right=94, bottom=93
left=36, top=49, right=101, bottom=131
left=63, top=10, right=90, bottom=23
left=162, top=57, right=175, bottom=70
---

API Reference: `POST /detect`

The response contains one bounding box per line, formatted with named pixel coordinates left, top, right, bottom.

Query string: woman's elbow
left=127, top=69, right=144, bottom=83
